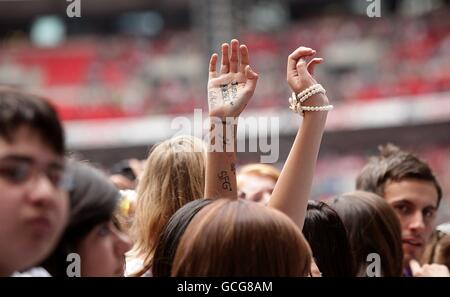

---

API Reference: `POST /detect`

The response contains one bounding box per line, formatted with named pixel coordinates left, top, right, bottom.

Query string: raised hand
left=410, top=259, right=450, bottom=277
left=268, top=45, right=330, bottom=229
left=286, top=46, right=328, bottom=106
left=208, top=39, right=258, bottom=119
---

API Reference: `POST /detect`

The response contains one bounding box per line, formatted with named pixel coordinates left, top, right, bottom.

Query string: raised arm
left=268, top=46, right=331, bottom=229
left=204, top=39, right=258, bottom=199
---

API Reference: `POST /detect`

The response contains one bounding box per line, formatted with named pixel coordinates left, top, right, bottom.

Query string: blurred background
left=1, top=0, right=449, bottom=222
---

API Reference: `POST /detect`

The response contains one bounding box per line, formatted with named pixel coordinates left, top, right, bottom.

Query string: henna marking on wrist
left=218, top=171, right=232, bottom=191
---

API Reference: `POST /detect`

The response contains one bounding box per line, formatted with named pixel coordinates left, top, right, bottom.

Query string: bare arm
left=269, top=46, right=330, bottom=229
left=204, top=40, right=258, bottom=199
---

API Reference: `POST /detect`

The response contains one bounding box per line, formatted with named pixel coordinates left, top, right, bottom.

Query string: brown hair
left=41, top=159, right=121, bottom=277
left=331, top=191, right=404, bottom=277
left=356, top=144, right=442, bottom=206
left=0, top=87, right=64, bottom=155
left=130, top=135, right=205, bottom=276
left=303, top=200, right=356, bottom=276
left=171, top=199, right=312, bottom=276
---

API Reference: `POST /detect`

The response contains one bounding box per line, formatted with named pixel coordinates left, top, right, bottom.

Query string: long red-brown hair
left=171, top=199, right=312, bottom=276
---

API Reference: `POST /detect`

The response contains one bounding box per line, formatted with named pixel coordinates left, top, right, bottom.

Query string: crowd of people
left=1, top=38, right=449, bottom=277
left=1, top=10, right=449, bottom=120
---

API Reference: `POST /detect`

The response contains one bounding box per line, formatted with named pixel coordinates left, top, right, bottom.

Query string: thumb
left=244, top=65, right=258, bottom=96
left=409, top=259, right=422, bottom=276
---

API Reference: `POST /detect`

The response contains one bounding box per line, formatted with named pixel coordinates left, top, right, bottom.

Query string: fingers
left=290, top=46, right=316, bottom=60
left=287, top=46, right=316, bottom=76
left=410, top=262, right=450, bottom=277
left=310, top=258, right=322, bottom=277
left=296, top=51, right=316, bottom=75
left=229, top=39, right=239, bottom=73
left=306, top=58, right=323, bottom=75
left=239, top=44, right=249, bottom=73
left=243, top=65, right=258, bottom=97
left=209, top=53, right=218, bottom=79
left=245, top=65, right=258, bottom=80
left=220, top=43, right=230, bottom=74
left=409, top=259, right=422, bottom=276
left=219, top=40, right=251, bottom=75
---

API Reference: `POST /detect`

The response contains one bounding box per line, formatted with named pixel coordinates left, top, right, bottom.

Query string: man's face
left=0, top=126, right=68, bottom=276
left=384, top=179, right=439, bottom=266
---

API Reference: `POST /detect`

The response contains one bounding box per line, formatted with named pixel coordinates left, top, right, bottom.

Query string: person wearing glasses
left=0, top=88, right=69, bottom=276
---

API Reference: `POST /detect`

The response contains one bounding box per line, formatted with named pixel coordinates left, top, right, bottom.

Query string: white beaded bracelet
left=288, top=83, right=333, bottom=116
left=301, top=105, right=334, bottom=112
left=296, top=84, right=324, bottom=102
left=299, top=85, right=326, bottom=103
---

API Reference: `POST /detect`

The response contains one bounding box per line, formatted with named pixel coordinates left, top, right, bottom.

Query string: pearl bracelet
left=301, top=105, right=334, bottom=112
left=288, top=83, right=333, bottom=116
left=298, top=84, right=326, bottom=103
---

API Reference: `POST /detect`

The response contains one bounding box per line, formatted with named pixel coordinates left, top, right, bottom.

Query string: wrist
left=303, top=93, right=330, bottom=106
left=208, top=116, right=239, bottom=127
left=207, top=117, right=238, bottom=153
left=288, top=83, right=333, bottom=116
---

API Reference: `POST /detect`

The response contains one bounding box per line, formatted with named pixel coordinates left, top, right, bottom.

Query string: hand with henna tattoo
left=207, top=39, right=259, bottom=120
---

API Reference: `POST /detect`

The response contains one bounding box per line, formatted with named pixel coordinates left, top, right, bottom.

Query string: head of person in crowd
left=41, top=159, right=131, bottom=277
left=171, top=199, right=312, bottom=276
left=109, top=159, right=142, bottom=232
left=303, top=200, right=356, bottom=277
left=109, top=158, right=143, bottom=190
left=331, top=191, right=404, bottom=277
left=356, top=144, right=442, bottom=266
left=152, top=198, right=213, bottom=277
left=237, top=163, right=280, bottom=205
left=421, top=228, right=450, bottom=270
left=130, top=135, right=205, bottom=276
left=0, top=88, right=69, bottom=277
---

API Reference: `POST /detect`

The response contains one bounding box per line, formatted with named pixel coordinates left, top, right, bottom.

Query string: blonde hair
left=130, top=135, right=205, bottom=276
left=172, top=199, right=312, bottom=276
left=237, top=163, right=280, bottom=188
